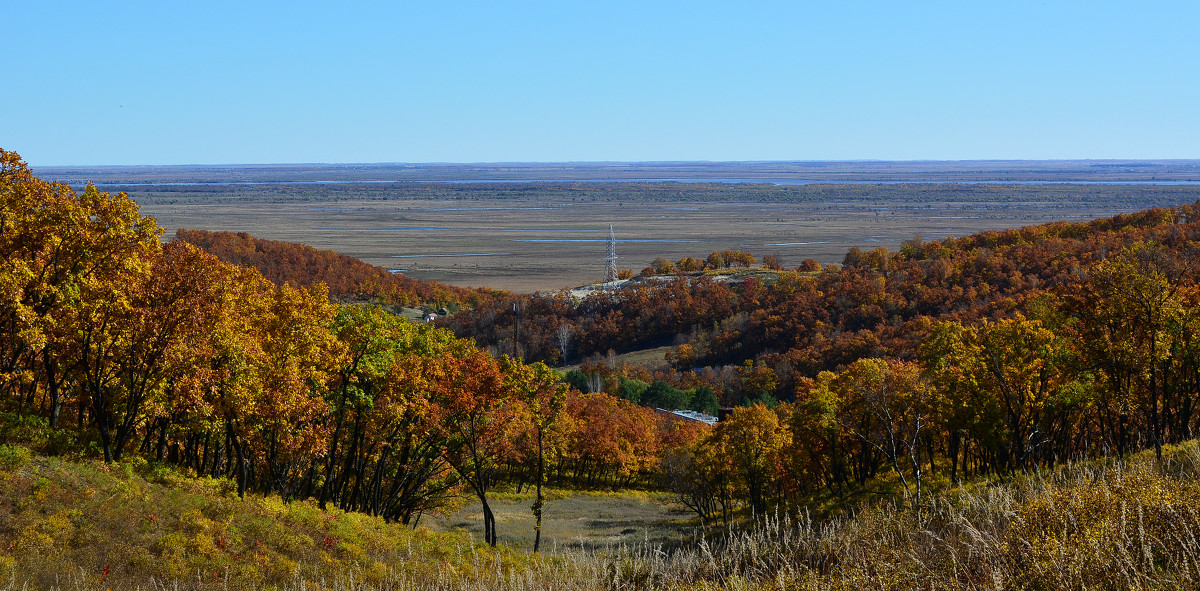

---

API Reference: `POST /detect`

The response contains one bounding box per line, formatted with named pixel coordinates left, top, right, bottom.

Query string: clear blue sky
left=4, top=1, right=1198, bottom=165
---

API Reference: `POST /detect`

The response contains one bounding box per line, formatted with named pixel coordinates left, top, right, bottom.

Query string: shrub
left=0, top=444, right=31, bottom=471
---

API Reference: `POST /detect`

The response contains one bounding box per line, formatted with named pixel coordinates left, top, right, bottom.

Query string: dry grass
left=426, top=490, right=696, bottom=551
left=3, top=442, right=1200, bottom=590
left=562, top=346, right=675, bottom=372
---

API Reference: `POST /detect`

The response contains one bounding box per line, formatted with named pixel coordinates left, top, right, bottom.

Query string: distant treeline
left=112, top=179, right=1200, bottom=209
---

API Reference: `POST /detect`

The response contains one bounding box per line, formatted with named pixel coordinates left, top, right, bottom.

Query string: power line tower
left=603, top=224, right=618, bottom=286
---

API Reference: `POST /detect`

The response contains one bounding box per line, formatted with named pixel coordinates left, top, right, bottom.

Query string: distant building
left=655, top=408, right=719, bottom=426
left=423, top=312, right=438, bottom=323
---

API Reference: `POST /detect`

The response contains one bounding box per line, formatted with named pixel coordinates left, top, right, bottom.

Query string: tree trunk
left=533, top=429, right=545, bottom=553
left=228, top=422, right=247, bottom=499
left=319, top=388, right=350, bottom=509
left=43, top=349, right=61, bottom=428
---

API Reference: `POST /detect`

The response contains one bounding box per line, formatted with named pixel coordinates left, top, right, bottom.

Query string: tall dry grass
left=3, top=442, right=1200, bottom=590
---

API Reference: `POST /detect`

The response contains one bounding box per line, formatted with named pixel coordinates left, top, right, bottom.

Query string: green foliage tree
left=643, top=380, right=690, bottom=409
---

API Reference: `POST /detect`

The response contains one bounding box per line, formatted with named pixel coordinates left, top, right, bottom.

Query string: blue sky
left=3, top=1, right=1198, bottom=165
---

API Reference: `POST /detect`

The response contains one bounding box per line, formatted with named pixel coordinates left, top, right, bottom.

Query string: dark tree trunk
left=533, top=429, right=545, bottom=553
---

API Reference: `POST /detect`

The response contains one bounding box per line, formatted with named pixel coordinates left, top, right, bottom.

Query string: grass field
left=103, top=181, right=1199, bottom=293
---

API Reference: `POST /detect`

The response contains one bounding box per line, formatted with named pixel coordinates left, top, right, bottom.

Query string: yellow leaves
left=715, top=404, right=792, bottom=460
left=16, top=510, right=76, bottom=556
left=499, top=356, right=567, bottom=425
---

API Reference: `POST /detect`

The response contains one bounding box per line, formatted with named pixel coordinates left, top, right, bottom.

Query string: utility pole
left=512, top=301, right=522, bottom=358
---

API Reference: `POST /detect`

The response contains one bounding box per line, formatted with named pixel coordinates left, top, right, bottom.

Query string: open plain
left=35, top=162, right=1200, bottom=293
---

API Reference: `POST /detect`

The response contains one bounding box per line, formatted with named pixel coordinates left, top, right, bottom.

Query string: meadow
left=426, top=490, right=694, bottom=551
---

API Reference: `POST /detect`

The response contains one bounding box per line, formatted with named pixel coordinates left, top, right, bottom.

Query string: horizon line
left=28, top=157, right=1200, bottom=169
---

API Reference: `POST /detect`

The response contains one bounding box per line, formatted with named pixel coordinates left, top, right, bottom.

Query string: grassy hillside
left=4, top=440, right=1200, bottom=590
left=0, top=446, right=496, bottom=589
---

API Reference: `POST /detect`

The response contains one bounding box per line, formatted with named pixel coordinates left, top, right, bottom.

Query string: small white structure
left=656, top=408, right=719, bottom=426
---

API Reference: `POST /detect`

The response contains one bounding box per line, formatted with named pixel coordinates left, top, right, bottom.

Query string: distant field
left=110, top=183, right=1195, bottom=292
left=31, top=162, right=1200, bottom=293
left=563, top=345, right=675, bottom=372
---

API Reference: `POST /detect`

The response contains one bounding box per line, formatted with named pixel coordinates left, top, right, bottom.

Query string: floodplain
left=35, top=161, right=1200, bottom=293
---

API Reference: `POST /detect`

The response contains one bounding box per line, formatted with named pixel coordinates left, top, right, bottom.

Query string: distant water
left=90, top=178, right=1200, bottom=188
left=515, top=239, right=699, bottom=243
left=391, top=252, right=511, bottom=258
left=316, top=227, right=647, bottom=232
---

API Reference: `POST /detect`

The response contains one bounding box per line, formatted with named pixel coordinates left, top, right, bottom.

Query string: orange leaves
left=175, top=228, right=491, bottom=309
left=563, top=391, right=661, bottom=479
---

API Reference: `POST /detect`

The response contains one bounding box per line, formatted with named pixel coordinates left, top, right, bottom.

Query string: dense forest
left=7, top=146, right=1200, bottom=587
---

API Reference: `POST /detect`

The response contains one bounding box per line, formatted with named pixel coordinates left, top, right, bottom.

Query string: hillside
left=447, top=199, right=1200, bottom=383
left=3, top=440, right=1200, bottom=589
left=175, top=228, right=503, bottom=309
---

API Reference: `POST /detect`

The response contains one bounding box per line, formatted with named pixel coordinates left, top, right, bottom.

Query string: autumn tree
left=89, top=242, right=233, bottom=463
left=560, top=392, right=660, bottom=488
left=45, top=185, right=161, bottom=461
left=707, top=404, right=790, bottom=515
left=660, top=431, right=732, bottom=526
left=428, top=349, right=517, bottom=546
left=500, top=357, right=567, bottom=552
left=0, top=150, right=160, bottom=431
left=362, top=323, right=476, bottom=523
left=1069, top=242, right=1197, bottom=461
left=650, top=257, right=675, bottom=275
left=832, top=359, right=931, bottom=511
left=678, top=256, right=705, bottom=272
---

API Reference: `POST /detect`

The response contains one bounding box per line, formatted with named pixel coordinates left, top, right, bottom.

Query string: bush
left=0, top=444, right=31, bottom=471
left=0, top=413, right=49, bottom=447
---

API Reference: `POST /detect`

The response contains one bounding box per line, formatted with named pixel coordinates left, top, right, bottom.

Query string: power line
left=604, top=224, right=618, bottom=287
